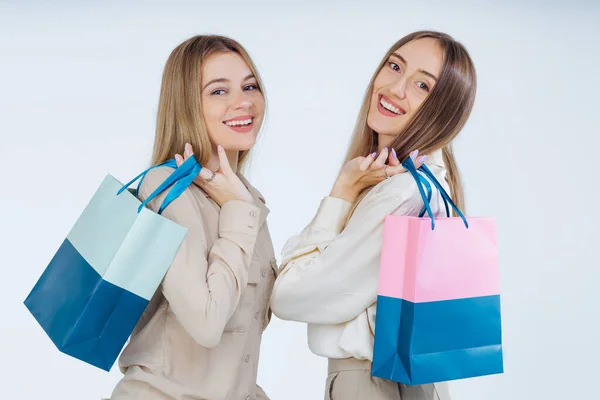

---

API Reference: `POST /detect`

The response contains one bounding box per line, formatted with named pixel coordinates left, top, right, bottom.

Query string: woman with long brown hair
left=108, top=35, right=277, bottom=400
left=270, top=31, right=476, bottom=400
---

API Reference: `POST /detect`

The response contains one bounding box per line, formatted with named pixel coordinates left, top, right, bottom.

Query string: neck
left=227, top=150, right=239, bottom=172
left=377, top=133, right=394, bottom=151
left=205, top=148, right=239, bottom=173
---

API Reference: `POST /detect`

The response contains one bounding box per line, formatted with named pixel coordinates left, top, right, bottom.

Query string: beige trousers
left=325, top=358, right=441, bottom=400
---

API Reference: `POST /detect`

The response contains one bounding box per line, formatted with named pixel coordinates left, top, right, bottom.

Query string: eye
left=244, top=84, right=259, bottom=91
left=416, top=81, right=430, bottom=92
left=211, top=89, right=226, bottom=95
left=389, top=62, right=401, bottom=72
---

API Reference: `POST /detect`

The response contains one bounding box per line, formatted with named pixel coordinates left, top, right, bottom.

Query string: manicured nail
left=218, top=145, right=224, bottom=152
left=418, top=155, right=428, bottom=163
left=383, top=147, right=388, bottom=152
left=185, top=143, right=192, bottom=156
left=392, top=148, right=397, bottom=159
left=371, top=152, right=377, bottom=158
left=410, top=150, right=419, bottom=160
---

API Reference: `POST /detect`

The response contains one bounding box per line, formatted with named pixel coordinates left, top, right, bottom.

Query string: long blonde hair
left=151, top=35, right=266, bottom=171
left=344, top=30, right=477, bottom=217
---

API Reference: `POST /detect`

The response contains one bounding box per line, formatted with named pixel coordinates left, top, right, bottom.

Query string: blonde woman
left=270, top=31, right=477, bottom=400
left=109, top=35, right=277, bottom=400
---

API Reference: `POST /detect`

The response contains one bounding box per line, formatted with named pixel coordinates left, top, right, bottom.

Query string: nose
left=389, top=76, right=407, bottom=100
left=233, top=91, right=253, bottom=110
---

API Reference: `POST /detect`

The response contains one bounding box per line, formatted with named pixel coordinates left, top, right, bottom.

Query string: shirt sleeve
left=139, top=167, right=261, bottom=348
left=270, top=173, right=425, bottom=325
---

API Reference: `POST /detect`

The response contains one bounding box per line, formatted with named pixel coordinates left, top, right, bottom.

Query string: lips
left=377, top=94, right=406, bottom=117
left=223, top=115, right=254, bottom=133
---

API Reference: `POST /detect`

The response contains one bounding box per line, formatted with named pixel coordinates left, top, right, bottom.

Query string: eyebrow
left=203, top=74, right=256, bottom=90
left=390, top=53, right=438, bottom=81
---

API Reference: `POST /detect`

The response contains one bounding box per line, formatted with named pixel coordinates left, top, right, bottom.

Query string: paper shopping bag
left=372, top=157, right=503, bottom=385
left=24, top=156, right=200, bottom=371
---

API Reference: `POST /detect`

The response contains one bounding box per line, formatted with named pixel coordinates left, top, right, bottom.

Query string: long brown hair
left=151, top=35, right=266, bottom=171
left=344, top=30, right=476, bottom=216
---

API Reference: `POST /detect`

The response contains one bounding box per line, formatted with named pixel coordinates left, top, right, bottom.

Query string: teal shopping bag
left=24, top=156, right=201, bottom=371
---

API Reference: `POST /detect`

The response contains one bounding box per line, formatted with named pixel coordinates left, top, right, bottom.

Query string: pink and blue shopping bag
left=372, top=157, right=503, bottom=385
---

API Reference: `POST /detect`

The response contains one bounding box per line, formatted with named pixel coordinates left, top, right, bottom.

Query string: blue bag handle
left=417, top=163, right=468, bottom=228
left=154, top=160, right=201, bottom=214
left=401, top=156, right=468, bottom=230
left=116, top=156, right=201, bottom=215
left=416, top=172, right=433, bottom=218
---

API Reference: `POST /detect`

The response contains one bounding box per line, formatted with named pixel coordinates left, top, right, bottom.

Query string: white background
left=1, top=1, right=599, bottom=399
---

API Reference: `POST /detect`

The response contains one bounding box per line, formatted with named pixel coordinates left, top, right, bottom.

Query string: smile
left=223, top=115, right=254, bottom=133
left=378, top=95, right=405, bottom=116
left=224, top=118, right=253, bottom=127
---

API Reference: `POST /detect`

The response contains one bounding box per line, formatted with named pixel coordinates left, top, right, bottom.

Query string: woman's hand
left=330, top=148, right=426, bottom=203
left=175, top=143, right=254, bottom=206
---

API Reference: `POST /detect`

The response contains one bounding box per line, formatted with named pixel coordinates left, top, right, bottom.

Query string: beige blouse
left=109, top=168, right=278, bottom=400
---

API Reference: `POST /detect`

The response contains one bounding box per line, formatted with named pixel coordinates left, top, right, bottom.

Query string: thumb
left=217, top=145, right=233, bottom=175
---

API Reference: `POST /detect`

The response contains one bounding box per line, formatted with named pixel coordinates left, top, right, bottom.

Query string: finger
left=175, top=154, right=184, bottom=167
left=216, top=145, right=233, bottom=175
left=360, top=152, right=377, bottom=171
left=184, top=143, right=193, bottom=160
left=197, top=166, right=215, bottom=183
left=388, top=148, right=400, bottom=167
left=371, top=147, right=389, bottom=169
left=415, top=155, right=428, bottom=169
left=409, top=149, right=419, bottom=162
left=385, top=164, right=408, bottom=176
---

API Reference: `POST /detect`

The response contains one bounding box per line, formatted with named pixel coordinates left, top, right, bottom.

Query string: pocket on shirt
left=222, top=270, right=259, bottom=333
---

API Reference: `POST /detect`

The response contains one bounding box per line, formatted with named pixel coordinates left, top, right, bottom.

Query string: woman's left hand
left=174, top=143, right=254, bottom=206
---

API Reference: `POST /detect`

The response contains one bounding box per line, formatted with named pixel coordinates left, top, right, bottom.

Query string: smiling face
left=367, top=38, right=444, bottom=145
left=200, top=51, right=265, bottom=151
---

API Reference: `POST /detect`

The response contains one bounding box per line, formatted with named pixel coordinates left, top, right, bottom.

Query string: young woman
left=109, top=35, right=278, bottom=400
left=270, top=31, right=476, bottom=400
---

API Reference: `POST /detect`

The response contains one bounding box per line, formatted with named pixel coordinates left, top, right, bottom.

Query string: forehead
left=394, top=37, right=444, bottom=77
left=202, top=52, right=252, bottom=81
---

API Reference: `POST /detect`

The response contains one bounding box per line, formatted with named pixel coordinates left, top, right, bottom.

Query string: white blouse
left=270, top=150, right=448, bottom=361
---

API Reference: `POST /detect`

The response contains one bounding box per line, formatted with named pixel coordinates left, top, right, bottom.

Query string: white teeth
left=380, top=98, right=403, bottom=115
left=225, top=118, right=252, bottom=126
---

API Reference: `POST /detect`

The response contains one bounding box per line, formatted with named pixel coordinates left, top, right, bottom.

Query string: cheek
left=254, top=95, right=266, bottom=119
left=407, top=94, right=427, bottom=117
left=201, top=100, right=227, bottom=143
left=201, top=99, right=225, bottom=125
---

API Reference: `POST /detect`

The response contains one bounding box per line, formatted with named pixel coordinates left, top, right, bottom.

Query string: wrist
left=330, top=182, right=358, bottom=203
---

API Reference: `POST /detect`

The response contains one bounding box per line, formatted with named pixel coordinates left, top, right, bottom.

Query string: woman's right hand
left=330, top=148, right=426, bottom=203
left=175, top=143, right=254, bottom=206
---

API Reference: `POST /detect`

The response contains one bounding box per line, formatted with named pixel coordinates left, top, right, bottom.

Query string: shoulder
left=360, top=154, right=448, bottom=216
left=138, top=166, right=174, bottom=196
left=138, top=166, right=208, bottom=215
left=377, top=150, right=446, bottom=194
left=237, top=173, right=267, bottom=204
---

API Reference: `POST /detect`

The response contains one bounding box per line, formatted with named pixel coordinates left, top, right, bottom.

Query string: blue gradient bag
left=24, top=156, right=200, bottom=371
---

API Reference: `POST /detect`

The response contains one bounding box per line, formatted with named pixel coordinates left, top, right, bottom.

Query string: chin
left=225, top=136, right=257, bottom=152
left=367, top=115, right=391, bottom=136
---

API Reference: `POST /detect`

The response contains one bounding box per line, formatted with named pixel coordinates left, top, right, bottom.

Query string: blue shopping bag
left=24, top=156, right=201, bottom=371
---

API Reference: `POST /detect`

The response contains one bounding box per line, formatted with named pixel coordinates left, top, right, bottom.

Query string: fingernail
left=371, top=152, right=377, bottom=158
left=410, top=150, right=419, bottom=160
left=218, top=145, right=224, bottom=152
left=418, top=155, right=428, bottom=163
left=392, top=148, right=397, bottom=159
left=383, top=147, right=388, bottom=152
